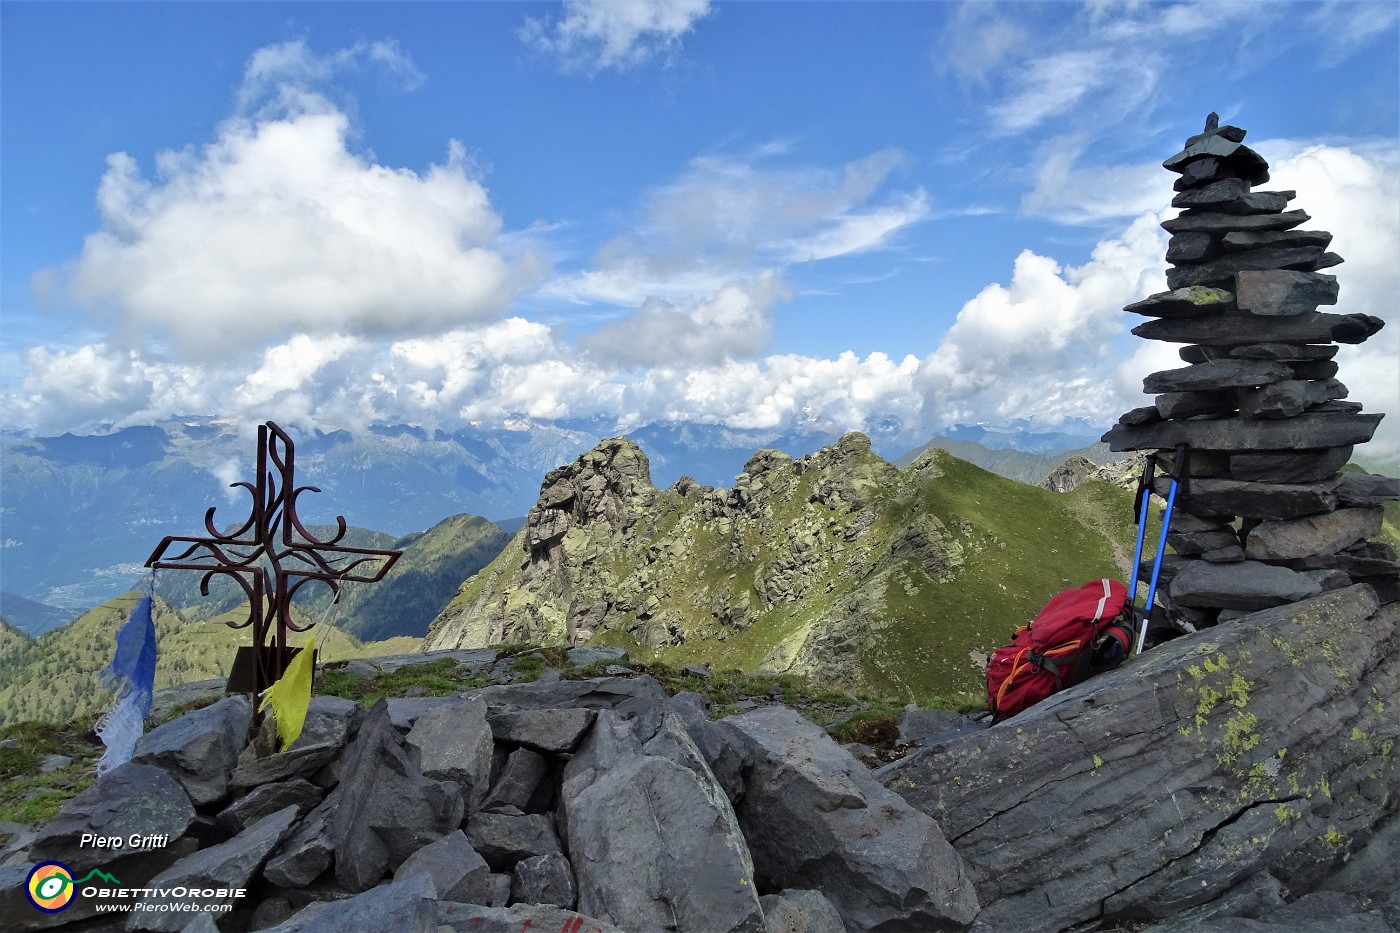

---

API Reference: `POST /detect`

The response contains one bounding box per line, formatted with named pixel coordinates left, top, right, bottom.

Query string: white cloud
left=237, top=39, right=425, bottom=114
left=521, top=0, right=714, bottom=72
left=60, top=43, right=544, bottom=359
left=579, top=271, right=792, bottom=367
left=1021, top=135, right=1170, bottom=223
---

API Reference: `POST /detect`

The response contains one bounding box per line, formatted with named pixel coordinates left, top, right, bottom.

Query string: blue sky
left=3, top=1, right=1398, bottom=456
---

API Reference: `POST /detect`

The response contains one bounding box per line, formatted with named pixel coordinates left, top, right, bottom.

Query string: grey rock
left=289, top=695, right=363, bottom=752
left=487, top=872, right=511, bottom=907
left=510, top=853, right=576, bottom=909
left=1336, top=472, right=1400, bottom=507
left=760, top=889, right=847, bottom=933
left=371, top=648, right=496, bottom=674
left=1229, top=448, right=1352, bottom=483
left=132, top=695, right=252, bottom=806
left=1171, top=179, right=1293, bottom=214
left=1121, top=404, right=1164, bottom=425
left=1143, top=360, right=1292, bottom=394
left=230, top=741, right=343, bottom=792
left=1161, top=208, right=1309, bottom=234
left=384, top=695, right=468, bottom=730
left=478, top=674, right=668, bottom=712
left=1104, top=413, right=1383, bottom=453
left=249, top=896, right=297, bottom=931
left=465, top=811, right=563, bottom=871
left=1131, top=311, right=1383, bottom=347
left=1163, top=134, right=1245, bottom=171
left=898, top=708, right=978, bottom=746
left=1300, top=568, right=1353, bottom=592
left=405, top=695, right=493, bottom=810
left=480, top=747, right=549, bottom=814
left=1038, top=454, right=1099, bottom=492
left=264, top=873, right=438, bottom=933
left=719, top=706, right=978, bottom=932
left=264, top=795, right=336, bottom=888
left=1202, top=544, right=1246, bottom=563
left=1167, top=529, right=1241, bottom=556
left=148, top=678, right=226, bottom=723
left=1290, top=359, right=1341, bottom=379
left=217, top=777, right=322, bottom=835
left=562, top=710, right=764, bottom=932
left=1224, top=229, right=1334, bottom=253
left=566, top=646, right=629, bottom=667
left=1234, top=342, right=1339, bottom=360
left=330, top=701, right=464, bottom=892
left=1169, top=560, right=1322, bottom=610
left=436, top=901, right=627, bottom=933
left=1241, top=379, right=1346, bottom=420
left=39, top=754, right=72, bottom=773
left=880, top=586, right=1394, bottom=933
left=30, top=762, right=195, bottom=865
left=1234, top=269, right=1339, bottom=317
left=666, top=691, right=747, bottom=803
left=129, top=805, right=299, bottom=931
left=1166, top=231, right=1219, bottom=263
left=1245, top=508, right=1384, bottom=561
left=488, top=706, right=595, bottom=754
left=392, top=829, right=492, bottom=904
left=1155, top=475, right=1340, bottom=521
left=1156, top=391, right=1236, bottom=419
left=1165, top=246, right=1327, bottom=289
left=1125, top=286, right=1235, bottom=318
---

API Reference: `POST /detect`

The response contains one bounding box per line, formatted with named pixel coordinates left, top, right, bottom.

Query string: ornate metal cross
left=146, top=421, right=401, bottom=701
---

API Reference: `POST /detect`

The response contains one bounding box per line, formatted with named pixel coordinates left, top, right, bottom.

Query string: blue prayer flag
left=96, top=588, right=157, bottom=773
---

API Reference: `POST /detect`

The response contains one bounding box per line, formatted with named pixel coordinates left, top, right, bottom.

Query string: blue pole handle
left=1137, top=478, right=1178, bottom=655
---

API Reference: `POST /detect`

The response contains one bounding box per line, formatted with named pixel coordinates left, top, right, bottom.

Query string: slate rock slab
left=405, top=695, right=493, bottom=810
left=760, top=889, right=846, bottom=933
left=264, top=872, right=438, bottom=933
left=478, top=674, right=668, bottom=711
left=289, top=695, right=363, bottom=752
left=217, top=777, right=322, bottom=835
left=329, top=701, right=464, bottom=892
left=1234, top=270, right=1339, bottom=315
left=1230, top=447, right=1351, bottom=483
left=1161, top=208, right=1309, bottom=234
left=30, top=762, right=196, bottom=865
left=263, top=795, right=335, bottom=888
left=561, top=710, right=764, bottom=933
left=1131, top=311, right=1383, bottom=346
left=718, top=706, right=979, bottom=932
left=1336, top=472, right=1400, bottom=507
left=1245, top=508, right=1384, bottom=561
left=480, top=746, right=550, bottom=814
left=1168, top=559, right=1322, bottom=610
left=1154, top=475, right=1339, bottom=521
left=392, top=829, right=491, bottom=904
left=488, top=706, right=595, bottom=753
left=132, top=695, right=252, bottom=806
left=230, top=741, right=342, bottom=792
left=880, top=586, right=1395, bottom=933
left=129, top=805, right=300, bottom=931
left=1144, top=359, right=1292, bottom=393
left=1105, top=413, right=1382, bottom=453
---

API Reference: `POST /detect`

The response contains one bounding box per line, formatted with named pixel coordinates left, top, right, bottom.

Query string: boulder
left=1165, top=247, right=1326, bottom=289
left=263, top=795, right=335, bottom=888
left=760, top=889, right=847, bottom=933
left=488, top=706, right=595, bottom=753
left=29, top=762, right=195, bottom=865
left=216, top=777, right=322, bottom=835
left=479, top=747, right=550, bottom=814
left=1234, top=270, right=1339, bottom=315
left=479, top=674, right=669, bottom=712
left=1222, top=229, right=1333, bottom=252
left=1155, top=391, right=1236, bottom=420
left=392, top=829, right=492, bottom=904
left=1104, top=413, right=1383, bottom=453
left=561, top=710, right=764, bottom=933
left=1245, top=508, right=1385, bottom=561
left=130, top=805, right=300, bottom=931
left=897, top=708, right=982, bottom=747
left=1336, top=472, right=1400, bottom=508
left=510, top=852, right=576, bottom=909
left=465, top=811, right=563, bottom=872
left=1169, top=559, right=1322, bottom=609
left=229, top=741, right=342, bottom=792
left=718, top=706, right=978, bottom=932
left=880, top=586, right=1397, bottom=932
left=132, top=695, right=252, bottom=806
left=264, top=872, right=438, bottom=933
left=289, top=695, right=363, bottom=751
left=405, top=696, right=493, bottom=810
left=329, top=701, right=464, bottom=892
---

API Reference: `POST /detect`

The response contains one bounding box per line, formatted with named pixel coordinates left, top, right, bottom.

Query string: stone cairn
left=1104, top=113, right=1399, bottom=631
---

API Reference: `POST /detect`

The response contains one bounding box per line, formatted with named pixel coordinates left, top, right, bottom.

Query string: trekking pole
left=1126, top=453, right=1156, bottom=604
left=1136, top=443, right=1190, bottom=656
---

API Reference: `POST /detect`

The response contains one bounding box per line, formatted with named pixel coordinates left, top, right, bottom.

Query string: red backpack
left=986, top=579, right=1134, bottom=722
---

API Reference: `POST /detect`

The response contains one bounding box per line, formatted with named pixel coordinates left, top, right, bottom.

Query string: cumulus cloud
left=521, top=0, right=714, bottom=72
left=61, top=44, right=544, bottom=359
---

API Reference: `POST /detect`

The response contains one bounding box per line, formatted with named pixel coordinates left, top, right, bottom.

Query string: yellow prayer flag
left=259, top=636, right=315, bottom=751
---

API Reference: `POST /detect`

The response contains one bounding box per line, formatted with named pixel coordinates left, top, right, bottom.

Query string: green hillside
left=427, top=435, right=1139, bottom=705
left=0, top=591, right=422, bottom=725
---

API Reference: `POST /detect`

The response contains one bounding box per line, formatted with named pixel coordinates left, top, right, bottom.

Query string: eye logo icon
left=26, top=862, right=75, bottom=912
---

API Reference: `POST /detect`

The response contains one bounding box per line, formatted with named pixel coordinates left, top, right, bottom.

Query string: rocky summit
left=424, top=432, right=1138, bottom=701
left=1103, top=113, right=1399, bottom=632
left=4, top=581, right=1397, bottom=932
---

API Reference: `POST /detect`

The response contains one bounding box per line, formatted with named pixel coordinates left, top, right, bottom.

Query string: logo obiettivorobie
left=25, top=862, right=120, bottom=913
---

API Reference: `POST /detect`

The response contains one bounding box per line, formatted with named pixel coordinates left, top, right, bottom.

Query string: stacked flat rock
left=1103, top=113, right=1398, bottom=629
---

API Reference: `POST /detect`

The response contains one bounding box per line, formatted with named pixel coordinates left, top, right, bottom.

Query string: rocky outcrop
left=879, top=584, right=1399, bottom=932
left=426, top=433, right=1139, bottom=700
left=1103, top=114, right=1398, bottom=630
